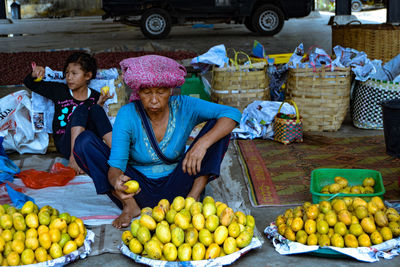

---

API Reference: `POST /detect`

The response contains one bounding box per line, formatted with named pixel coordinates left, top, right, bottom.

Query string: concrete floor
left=1, top=9, right=399, bottom=266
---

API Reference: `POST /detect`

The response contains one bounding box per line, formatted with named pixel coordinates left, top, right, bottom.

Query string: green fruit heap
left=275, top=196, right=400, bottom=248
left=122, top=196, right=255, bottom=261
left=320, top=177, right=376, bottom=194
left=0, top=201, right=87, bottom=265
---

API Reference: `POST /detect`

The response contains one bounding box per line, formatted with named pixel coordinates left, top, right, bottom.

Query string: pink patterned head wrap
left=120, top=55, right=187, bottom=100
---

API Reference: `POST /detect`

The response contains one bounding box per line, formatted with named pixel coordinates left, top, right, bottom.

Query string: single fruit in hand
left=101, top=86, right=110, bottom=95
left=124, top=180, right=139, bottom=194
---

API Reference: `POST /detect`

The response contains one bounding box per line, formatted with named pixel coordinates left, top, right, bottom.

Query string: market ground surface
left=2, top=8, right=400, bottom=267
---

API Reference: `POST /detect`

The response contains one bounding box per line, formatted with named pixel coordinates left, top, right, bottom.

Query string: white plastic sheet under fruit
left=12, top=175, right=121, bottom=225
left=264, top=223, right=400, bottom=262
left=120, top=237, right=262, bottom=267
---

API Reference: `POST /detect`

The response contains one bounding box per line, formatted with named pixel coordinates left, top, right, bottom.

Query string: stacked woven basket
left=332, top=23, right=400, bottom=130
left=286, top=66, right=352, bottom=132
left=211, top=62, right=269, bottom=112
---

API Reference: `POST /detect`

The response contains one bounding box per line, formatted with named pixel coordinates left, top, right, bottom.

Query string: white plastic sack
left=0, top=90, right=48, bottom=154
left=232, top=101, right=296, bottom=140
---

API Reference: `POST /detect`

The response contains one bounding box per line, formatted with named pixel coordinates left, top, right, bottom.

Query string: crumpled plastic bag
left=5, top=183, right=35, bottom=209
left=0, top=137, right=20, bottom=183
left=16, top=162, right=75, bottom=189
left=288, top=43, right=305, bottom=68
left=308, top=47, right=333, bottom=70
left=191, top=44, right=229, bottom=73
left=252, top=40, right=266, bottom=58
left=371, top=54, right=400, bottom=81
left=0, top=90, right=49, bottom=154
left=332, top=45, right=400, bottom=82
left=232, top=101, right=296, bottom=139
left=332, top=46, right=376, bottom=82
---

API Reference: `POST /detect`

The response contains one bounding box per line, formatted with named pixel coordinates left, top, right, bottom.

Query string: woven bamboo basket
left=286, top=65, right=352, bottom=132
left=332, top=23, right=400, bottom=62
left=211, top=62, right=269, bottom=112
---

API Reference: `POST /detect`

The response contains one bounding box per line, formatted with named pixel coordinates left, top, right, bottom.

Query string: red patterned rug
left=237, top=135, right=400, bottom=207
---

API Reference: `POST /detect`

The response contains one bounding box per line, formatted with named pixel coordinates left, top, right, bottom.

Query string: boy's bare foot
left=112, top=197, right=140, bottom=229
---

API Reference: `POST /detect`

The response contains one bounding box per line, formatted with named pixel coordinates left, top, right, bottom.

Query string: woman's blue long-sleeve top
left=108, top=95, right=241, bottom=179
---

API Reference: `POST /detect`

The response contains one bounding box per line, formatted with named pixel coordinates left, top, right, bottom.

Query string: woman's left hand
left=182, top=141, right=208, bottom=176
left=97, top=92, right=115, bottom=107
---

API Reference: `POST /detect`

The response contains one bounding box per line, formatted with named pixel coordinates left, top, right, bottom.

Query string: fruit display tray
left=310, top=168, right=385, bottom=204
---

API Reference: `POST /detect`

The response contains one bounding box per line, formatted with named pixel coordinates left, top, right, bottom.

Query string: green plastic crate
left=180, top=73, right=210, bottom=101
left=310, top=168, right=385, bottom=203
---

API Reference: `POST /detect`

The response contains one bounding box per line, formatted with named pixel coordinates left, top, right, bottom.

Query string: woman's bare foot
left=112, top=197, right=141, bottom=229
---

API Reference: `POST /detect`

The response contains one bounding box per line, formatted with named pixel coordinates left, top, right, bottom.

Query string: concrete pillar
left=0, top=0, right=6, bottom=19
left=335, top=0, right=351, bottom=15
left=387, top=0, right=400, bottom=23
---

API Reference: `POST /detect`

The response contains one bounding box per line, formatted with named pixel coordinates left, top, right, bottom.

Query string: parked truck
left=102, top=0, right=313, bottom=39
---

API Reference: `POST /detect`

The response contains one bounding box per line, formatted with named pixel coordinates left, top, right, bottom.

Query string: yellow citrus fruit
left=228, top=222, right=241, bottom=238
left=35, top=247, right=48, bottom=262
left=49, top=228, right=61, bottom=243
left=49, top=243, right=63, bottom=259
left=177, top=243, right=191, bottom=261
left=38, top=232, right=52, bottom=250
left=6, top=251, right=20, bottom=266
left=11, top=239, right=25, bottom=254
left=63, top=240, right=77, bottom=255
left=128, top=237, right=143, bottom=254
left=74, top=233, right=85, bottom=248
left=59, top=212, right=72, bottom=224
left=223, top=236, right=237, bottom=255
left=67, top=222, right=80, bottom=239
left=162, top=242, right=177, bottom=261
left=21, top=248, right=35, bottom=265
left=25, top=237, right=39, bottom=250
left=49, top=218, right=67, bottom=231
left=0, top=236, right=5, bottom=252
left=192, top=242, right=206, bottom=260
left=101, top=86, right=110, bottom=95
left=25, top=213, right=39, bottom=229
left=59, top=233, right=71, bottom=248
left=37, top=225, right=49, bottom=236
left=124, top=180, right=139, bottom=194
left=1, top=230, right=12, bottom=242
left=205, top=243, right=220, bottom=259
left=25, top=228, right=37, bottom=239
left=13, top=230, right=26, bottom=242
left=122, top=230, right=134, bottom=246
left=214, top=226, right=228, bottom=245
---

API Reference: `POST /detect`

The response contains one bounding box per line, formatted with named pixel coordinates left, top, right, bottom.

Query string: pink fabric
left=120, top=55, right=187, bottom=100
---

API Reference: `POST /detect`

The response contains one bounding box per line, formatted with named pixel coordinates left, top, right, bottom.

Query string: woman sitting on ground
left=73, top=55, right=241, bottom=228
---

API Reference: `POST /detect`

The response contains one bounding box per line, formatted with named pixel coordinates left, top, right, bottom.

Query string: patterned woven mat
left=237, top=134, right=400, bottom=207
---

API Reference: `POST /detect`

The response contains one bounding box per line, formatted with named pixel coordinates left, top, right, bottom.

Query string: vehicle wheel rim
left=352, top=2, right=361, bottom=11
left=259, top=10, right=279, bottom=31
left=146, top=14, right=166, bottom=35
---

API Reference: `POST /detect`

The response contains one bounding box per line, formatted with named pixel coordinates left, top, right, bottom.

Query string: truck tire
left=244, top=17, right=256, bottom=33
left=140, top=8, right=172, bottom=39
left=252, top=4, right=284, bottom=36
left=351, top=0, right=363, bottom=12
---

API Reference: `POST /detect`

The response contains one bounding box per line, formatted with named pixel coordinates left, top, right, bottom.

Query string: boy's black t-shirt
left=24, top=74, right=100, bottom=142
